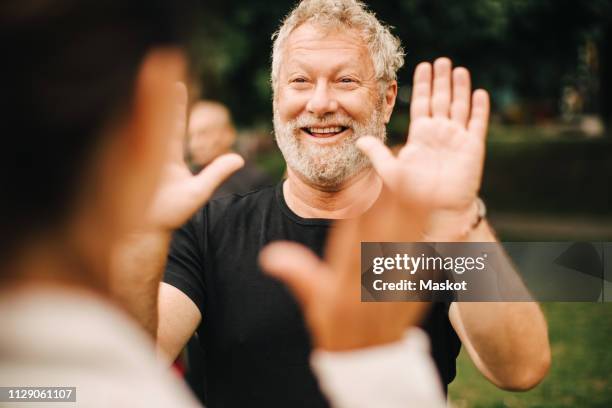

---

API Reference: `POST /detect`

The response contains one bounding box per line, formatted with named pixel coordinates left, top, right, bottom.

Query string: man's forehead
left=283, top=23, right=371, bottom=69
left=190, top=103, right=230, bottom=128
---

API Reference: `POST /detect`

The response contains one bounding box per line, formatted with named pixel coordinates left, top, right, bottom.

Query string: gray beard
left=273, top=105, right=386, bottom=189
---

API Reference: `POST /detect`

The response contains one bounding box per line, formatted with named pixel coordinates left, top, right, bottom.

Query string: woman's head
left=1, top=0, right=194, bottom=274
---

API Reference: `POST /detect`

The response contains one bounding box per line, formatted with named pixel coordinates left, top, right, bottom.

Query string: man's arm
left=157, top=283, right=201, bottom=362
left=448, top=221, right=551, bottom=390
left=357, top=58, right=551, bottom=390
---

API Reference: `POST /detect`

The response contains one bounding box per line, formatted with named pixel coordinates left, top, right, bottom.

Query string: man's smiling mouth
left=301, top=126, right=349, bottom=138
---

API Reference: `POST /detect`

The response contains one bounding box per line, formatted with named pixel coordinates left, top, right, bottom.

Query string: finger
left=356, top=137, right=399, bottom=186
left=450, top=67, right=471, bottom=127
left=410, top=62, right=432, bottom=120
left=168, top=82, right=189, bottom=164
left=431, top=57, right=452, bottom=118
left=259, top=241, right=328, bottom=308
left=468, top=89, right=490, bottom=140
left=190, top=153, right=244, bottom=201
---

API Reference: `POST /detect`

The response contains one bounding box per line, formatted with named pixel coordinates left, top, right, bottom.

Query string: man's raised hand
left=358, top=58, right=490, bottom=239
left=146, top=83, right=244, bottom=230
left=259, top=190, right=429, bottom=351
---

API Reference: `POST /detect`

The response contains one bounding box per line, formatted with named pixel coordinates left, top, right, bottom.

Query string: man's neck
left=284, top=167, right=382, bottom=219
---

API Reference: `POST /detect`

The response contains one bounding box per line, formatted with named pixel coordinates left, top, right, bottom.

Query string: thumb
left=259, top=241, right=328, bottom=308
left=356, top=136, right=399, bottom=184
left=191, top=153, right=244, bottom=201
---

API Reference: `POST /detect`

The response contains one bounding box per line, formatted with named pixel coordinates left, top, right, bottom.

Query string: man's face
left=188, top=105, right=235, bottom=166
left=273, top=23, right=392, bottom=188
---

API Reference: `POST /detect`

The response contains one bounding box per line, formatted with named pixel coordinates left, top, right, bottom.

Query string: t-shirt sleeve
left=163, top=209, right=207, bottom=316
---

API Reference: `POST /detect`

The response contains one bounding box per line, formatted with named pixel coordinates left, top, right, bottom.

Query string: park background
left=186, top=1, right=612, bottom=406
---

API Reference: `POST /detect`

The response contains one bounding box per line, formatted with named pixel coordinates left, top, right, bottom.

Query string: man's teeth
left=308, top=126, right=344, bottom=134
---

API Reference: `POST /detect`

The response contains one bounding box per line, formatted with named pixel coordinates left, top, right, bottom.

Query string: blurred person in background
left=187, top=100, right=273, bottom=197
left=188, top=101, right=236, bottom=172
left=114, top=1, right=550, bottom=407
left=0, top=0, right=448, bottom=407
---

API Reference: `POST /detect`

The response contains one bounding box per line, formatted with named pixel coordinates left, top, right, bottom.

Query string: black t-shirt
left=164, top=182, right=461, bottom=408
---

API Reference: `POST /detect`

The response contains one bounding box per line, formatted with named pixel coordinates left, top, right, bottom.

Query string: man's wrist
left=425, top=198, right=486, bottom=241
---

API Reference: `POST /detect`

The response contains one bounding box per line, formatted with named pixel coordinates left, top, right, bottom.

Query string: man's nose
left=306, top=81, right=338, bottom=116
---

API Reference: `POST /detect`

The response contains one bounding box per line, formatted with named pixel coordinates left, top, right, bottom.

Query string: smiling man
left=114, top=1, right=551, bottom=407
left=272, top=21, right=392, bottom=190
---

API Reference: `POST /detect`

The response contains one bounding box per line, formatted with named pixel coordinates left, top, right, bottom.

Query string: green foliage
left=189, top=0, right=610, bottom=128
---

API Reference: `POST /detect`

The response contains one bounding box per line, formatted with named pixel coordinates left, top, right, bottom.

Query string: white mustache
left=289, top=114, right=355, bottom=130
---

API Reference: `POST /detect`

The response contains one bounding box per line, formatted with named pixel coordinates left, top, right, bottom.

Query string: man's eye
left=340, top=78, right=355, bottom=83
left=292, top=78, right=307, bottom=83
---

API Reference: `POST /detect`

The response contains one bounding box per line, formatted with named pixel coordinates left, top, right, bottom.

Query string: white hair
left=271, top=0, right=405, bottom=91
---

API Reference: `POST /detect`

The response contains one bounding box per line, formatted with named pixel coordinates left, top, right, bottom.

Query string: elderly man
left=115, top=0, right=550, bottom=407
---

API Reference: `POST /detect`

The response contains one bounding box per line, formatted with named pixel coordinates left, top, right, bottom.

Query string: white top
left=0, top=288, right=445, bottom=407
left=312, top=328, right=446, bottom=408
left=0, top=288, right=201, bottom=408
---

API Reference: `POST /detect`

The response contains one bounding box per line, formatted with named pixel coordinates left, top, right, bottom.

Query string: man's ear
left=383, top=80, right=398, bottom=124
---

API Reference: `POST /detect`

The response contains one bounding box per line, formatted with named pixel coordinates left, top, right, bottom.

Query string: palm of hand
left=145, top=83, right=243, bottom=231
left=260, top=191, right=429, bottom=351
left=358, top=58, right=489, bottom=216
left=397, top=116, right=484, bottom=211
left=146, top=162, right=199, bottom=229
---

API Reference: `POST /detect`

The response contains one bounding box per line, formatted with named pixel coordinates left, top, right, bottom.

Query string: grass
left=449, top=303, right=612, bottom=407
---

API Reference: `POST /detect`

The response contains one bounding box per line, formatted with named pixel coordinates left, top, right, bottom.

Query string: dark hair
left=0, top=0, right=196, bottom=260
